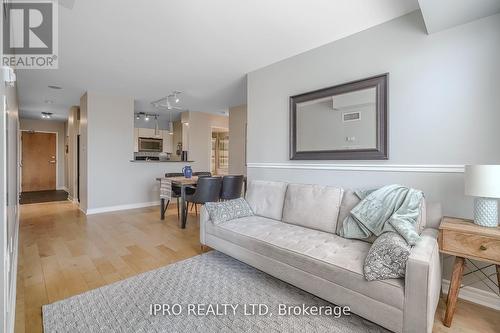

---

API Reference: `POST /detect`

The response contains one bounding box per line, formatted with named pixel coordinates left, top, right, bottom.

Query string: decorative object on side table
left=438, top=216, right=500, bottom=327
left=465, top=165, right=500, bottom=227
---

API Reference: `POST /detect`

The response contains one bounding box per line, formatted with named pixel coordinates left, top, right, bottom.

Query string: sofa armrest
left=200, top=205, right=210, bottom=245
left=403, top=228, right=441, bottom=333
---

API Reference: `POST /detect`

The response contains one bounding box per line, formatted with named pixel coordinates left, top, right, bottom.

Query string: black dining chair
left=164, top=172, right=191, bottom=218
left=189, top=171, right=212, bottom=213
left=183, top=177, right=222, bottom=225
left=220, top=175, right=245, bottom=200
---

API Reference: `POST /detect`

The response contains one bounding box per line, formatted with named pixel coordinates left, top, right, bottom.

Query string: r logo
left=3, top=2, right=53, bottom=54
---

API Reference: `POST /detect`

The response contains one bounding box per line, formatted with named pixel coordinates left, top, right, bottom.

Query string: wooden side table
left=438, top=217, right=500, bottom=327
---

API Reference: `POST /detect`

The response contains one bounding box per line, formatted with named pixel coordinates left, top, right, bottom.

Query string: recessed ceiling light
left=48, top=85, right=62, bottom=90
left=45, top=99, right=54, bottom=104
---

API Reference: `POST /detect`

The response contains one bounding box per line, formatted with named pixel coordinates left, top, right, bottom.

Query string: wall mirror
left=290, top=73, right=388, bottom=160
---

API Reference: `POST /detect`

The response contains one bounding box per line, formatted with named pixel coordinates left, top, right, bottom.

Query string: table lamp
left=464, top=165, right=500, bottom=227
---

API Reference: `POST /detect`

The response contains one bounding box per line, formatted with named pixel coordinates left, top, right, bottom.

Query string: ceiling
left=418, top=0, right=500, bottom=33
left=17, top=0, right=421, bottom=121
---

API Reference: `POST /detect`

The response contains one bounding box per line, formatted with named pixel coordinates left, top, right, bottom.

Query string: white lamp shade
left=464, top=165, right=500, bottom=198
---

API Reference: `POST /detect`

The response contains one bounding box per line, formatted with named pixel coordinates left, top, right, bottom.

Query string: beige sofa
left=200, top=180, right=442, bottom=333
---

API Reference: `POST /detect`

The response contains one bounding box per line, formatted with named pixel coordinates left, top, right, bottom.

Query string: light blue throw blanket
left=340, top=184, right=423, bottom=245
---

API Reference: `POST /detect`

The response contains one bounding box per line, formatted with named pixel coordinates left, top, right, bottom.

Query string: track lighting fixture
left=154, top=115, right=160, bottom=136
left=151, top=91, right=186, bottom=111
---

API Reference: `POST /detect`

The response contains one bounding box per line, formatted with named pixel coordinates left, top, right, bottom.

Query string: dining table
left=157, top=175, right=198, bottom=228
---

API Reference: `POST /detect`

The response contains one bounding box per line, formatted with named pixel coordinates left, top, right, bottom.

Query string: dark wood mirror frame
left=290, top=73, right=388, bottom=160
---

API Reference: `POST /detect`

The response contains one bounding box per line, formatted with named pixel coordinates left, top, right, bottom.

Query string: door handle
left=49, top=160, right=56, bottom=164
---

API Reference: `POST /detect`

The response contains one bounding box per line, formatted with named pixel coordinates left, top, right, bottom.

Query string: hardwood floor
left=14, top=201, right=499, bottom=333
left=15, top=201, right=201, bottom=333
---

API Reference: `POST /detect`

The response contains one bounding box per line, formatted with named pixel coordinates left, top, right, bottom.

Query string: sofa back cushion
left=336, top=189, right=361, bottom=235
left=245, top=180, right=288, bottom=220
left=282, top=183, right=344, bottom=233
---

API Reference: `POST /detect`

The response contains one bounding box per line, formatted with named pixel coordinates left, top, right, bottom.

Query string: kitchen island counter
left=130, top=160, right=195, bottom=163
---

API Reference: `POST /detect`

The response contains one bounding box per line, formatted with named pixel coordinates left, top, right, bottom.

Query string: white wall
left=229, top=105, right=247, bottom=175
left=247, top=11, right=500, bottom=293
left=66, top=106, right=79, bottom=201
left=183, top=111, right=229, bottom=172
left=79, top=94, right=89, bottom=212
left=19, top=118, right=67, bottom=190
left=0, top=71, right=20, bottom=333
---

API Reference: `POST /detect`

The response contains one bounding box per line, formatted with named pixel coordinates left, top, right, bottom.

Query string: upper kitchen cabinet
left=138, top=128, right=160, bottom=139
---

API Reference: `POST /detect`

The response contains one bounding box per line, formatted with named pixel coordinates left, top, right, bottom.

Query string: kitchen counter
left=130, top=160, right=195, bottom=163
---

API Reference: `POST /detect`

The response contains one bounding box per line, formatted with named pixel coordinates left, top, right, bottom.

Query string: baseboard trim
left=442, top=279, right=500, bottom=310
left=247, top=163, right=464, bottom=174
left=85, top=201, right=160, bottom=215
left=57, top=186, right=68, bottom=191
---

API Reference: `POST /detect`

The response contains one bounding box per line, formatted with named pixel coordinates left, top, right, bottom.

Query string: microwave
left=138, top=137, right=163, bottom=152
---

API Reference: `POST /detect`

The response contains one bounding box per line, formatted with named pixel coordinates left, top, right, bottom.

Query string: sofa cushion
left=282, top=183, right=343, bottom=233
left=206, top=216, right=404, bottom=310
left=245, top=180, right=288, bottom=220
left=336, top=189, right=361, bottom=235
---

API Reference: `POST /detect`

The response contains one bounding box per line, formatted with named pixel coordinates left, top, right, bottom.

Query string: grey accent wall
left=19, top=118, right=67, bottom=190
left=247, top=11, right=500, bottom=292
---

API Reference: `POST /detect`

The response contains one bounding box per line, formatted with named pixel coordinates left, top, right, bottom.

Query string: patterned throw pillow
left=363, top=232, right=411, bottom=281
left=205, top=198, right=254, bottom=225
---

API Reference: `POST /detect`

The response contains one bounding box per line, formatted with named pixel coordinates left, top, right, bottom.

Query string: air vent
left=343, top=112, right=361, bottom=122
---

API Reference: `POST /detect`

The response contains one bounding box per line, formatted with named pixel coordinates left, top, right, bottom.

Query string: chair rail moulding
left=246, top=163, right=465, bottom=173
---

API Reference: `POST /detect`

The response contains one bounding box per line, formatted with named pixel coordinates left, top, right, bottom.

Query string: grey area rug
left=43, top=251, right=388, bottom=333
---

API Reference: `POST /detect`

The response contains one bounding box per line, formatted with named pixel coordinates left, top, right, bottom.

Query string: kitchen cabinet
left=138, top=128, right=160, bottom=139
left=161, top=130, right=173, bottom=153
